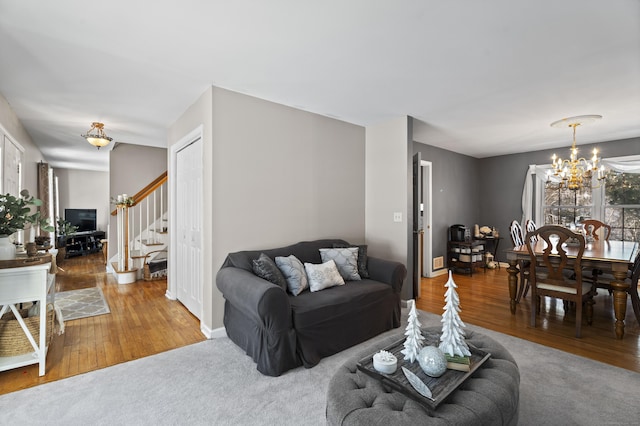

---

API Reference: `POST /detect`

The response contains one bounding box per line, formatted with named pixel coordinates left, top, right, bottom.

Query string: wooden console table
left=0, top=254, right=54, bottom=376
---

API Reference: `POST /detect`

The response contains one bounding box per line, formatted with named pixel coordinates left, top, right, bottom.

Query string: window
left=542, top=184, right=592, bottom=226
left=603, top=171, right=640, bottom=241
left=530, top=156, right=640, bottom=242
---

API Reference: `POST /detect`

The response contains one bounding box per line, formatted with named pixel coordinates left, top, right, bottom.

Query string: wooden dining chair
left=580, top=219, right=612, bottom=293
left=510, top=220, right=524, bottom=247
left=525, top=219, right=537, bottom=242
left=581, top=219, right=611, bottom=241
left=526, top=225, right=594, bottom=338
left=510, top=220, right=530, bottom=301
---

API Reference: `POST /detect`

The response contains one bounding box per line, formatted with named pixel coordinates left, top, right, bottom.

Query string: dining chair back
left=525, top=219, right=537, bottom=242
left=510, top=220, right=524, bottom=247
left=581, top=219, right=611, bottom=241
left=525, top=225, right=594, bottom=338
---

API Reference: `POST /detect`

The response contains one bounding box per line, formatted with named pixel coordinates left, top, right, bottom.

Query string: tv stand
left=59, top=231, right=106, bottom=258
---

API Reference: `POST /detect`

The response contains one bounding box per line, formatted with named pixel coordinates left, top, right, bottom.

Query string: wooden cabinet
left=0, top=255, right=54, bottom=376
left=447, top=240, right=485, bottom=276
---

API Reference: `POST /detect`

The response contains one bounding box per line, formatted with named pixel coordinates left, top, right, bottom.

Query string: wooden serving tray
left=357, top=329, right=490, bottom=410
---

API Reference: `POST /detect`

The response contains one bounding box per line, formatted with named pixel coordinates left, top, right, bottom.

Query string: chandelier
left=546, top=114, right=605, bottom=191
left=81, top=122, right=113, bottom=149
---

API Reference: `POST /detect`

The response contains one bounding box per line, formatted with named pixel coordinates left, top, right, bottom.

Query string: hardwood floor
left=2, top=255, right=638, bottom=396
left=416, top=266, right=640, bottom=373
left=0, top=253, right=205, bottom=395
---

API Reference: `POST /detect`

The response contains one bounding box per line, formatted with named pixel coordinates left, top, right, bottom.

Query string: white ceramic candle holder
left=373, top=350, right=397, bottom=374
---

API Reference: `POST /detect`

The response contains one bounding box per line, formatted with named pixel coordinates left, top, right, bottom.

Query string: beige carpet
left=54, top=287, right=110, bottom=321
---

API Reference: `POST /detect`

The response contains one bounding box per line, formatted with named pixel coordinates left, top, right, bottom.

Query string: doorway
left=420, top=160, right=433, bottom=278
left=169, top=126, right=204, bottom=320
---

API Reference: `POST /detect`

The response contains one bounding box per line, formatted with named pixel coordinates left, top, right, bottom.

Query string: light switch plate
left=393, top=212, right=402, bottom=222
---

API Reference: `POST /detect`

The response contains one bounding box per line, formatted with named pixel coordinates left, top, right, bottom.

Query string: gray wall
left=479, top=136, right=640, bottom=262
left=108, top=144, right=168, bottom=259
left=169, top=86, right=367, bottom=332
left=0, top=92, right=46, bottom=197
left=413, top=141, right=482, bottom=267
left=55, top=168, right=110, bottom=233
left=413, top=136, right=639, bottom=266
left=366, top=117, right=411, bottom=298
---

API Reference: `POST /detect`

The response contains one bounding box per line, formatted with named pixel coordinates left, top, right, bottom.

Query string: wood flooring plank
left=0, top=253, right=205, bottom=394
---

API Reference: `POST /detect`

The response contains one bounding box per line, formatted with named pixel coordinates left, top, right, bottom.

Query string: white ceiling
left=1, top=0, right=638, bottom=172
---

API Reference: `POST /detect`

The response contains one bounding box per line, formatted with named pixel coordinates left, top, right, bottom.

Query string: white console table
left=0, top=255, right=54, bottom=376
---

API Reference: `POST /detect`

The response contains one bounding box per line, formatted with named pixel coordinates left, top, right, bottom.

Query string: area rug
left=0, top=309, right=639, bottom=425
left=54, top=287, right=110, bottom=321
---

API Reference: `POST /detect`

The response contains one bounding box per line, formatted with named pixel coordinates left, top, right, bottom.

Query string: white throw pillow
left=275, top=255, right=308, bottom=296
left=304, top=260, right=345, bottom=292
left=319, top=247, right=361, bottom=281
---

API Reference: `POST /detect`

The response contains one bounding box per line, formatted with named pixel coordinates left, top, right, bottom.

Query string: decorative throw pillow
left=252, top=253, right=287, bottom=291
left=320, top=247, right=361, bottom=281
left=275, top=255, right=309, bottom=296
left=333, top=243, right=369, bottom=278
left=304, top=260, right=345, bottom=292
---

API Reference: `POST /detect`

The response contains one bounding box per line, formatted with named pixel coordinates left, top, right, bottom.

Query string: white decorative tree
left=439, top=271, right=471, bottom=357
left=401, top=299, right=425, bottom=363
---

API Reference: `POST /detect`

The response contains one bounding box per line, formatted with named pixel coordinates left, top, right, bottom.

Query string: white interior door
left=175, top=137, right=203, bottom=319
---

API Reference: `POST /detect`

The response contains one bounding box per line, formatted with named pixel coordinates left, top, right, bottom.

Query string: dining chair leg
left=530, top=294, right=537, bottom=328
left=586, top=297, right=594, bottom=326
left=630, top=282, right=640, bottom=326
left=575, top=299, right=583, bottom=338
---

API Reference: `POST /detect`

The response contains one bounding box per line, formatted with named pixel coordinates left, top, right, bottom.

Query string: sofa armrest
left=216, top=267, right=292, bottom=330
left=366, top=256, right=407, bottom=293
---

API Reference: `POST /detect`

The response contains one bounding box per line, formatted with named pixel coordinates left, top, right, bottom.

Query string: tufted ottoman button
left=326, top=327, right=520, bottom=426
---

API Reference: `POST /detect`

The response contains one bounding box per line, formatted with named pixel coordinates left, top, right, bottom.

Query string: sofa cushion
left=320, top=248, right=361, bottom=281
left=290, top=279, right=393, bottom=330
left=222, top=239, right=351, bottom=272
left=333, top=243, right=369, bottom=278
left=252, top=253, right=287, bottom=291
left=275, top=255, right=308, bottom=296
left=305, top=260, right=345, bottom=292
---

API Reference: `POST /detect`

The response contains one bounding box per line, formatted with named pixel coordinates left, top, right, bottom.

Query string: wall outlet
left=393, top=212, right=402, bottom=222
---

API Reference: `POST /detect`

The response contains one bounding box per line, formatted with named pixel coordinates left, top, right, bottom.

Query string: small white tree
left=401, top=299, right=425, bottom=362
left=439, top=271, right=471, bottom=357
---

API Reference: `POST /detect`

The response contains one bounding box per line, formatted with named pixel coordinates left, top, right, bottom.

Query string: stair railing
left=111, top=172, right=168, bottom=269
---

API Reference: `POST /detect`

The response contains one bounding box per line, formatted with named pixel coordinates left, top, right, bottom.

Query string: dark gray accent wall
left=413, top=142, right=482, bottom=267
left=479, top=136, right=639, bottom=262
left=414, top=136, right=638, bottom=266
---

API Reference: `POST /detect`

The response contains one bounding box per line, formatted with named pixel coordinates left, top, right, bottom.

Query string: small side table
left=0, top=254, right=54, bottom=376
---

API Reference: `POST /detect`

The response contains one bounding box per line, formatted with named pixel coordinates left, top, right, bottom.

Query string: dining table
left=505, top=239, right=639, bottom=339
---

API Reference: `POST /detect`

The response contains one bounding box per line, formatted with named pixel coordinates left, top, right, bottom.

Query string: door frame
left=167, top=125, right=204, bottom=305
left=421, top=160, right=434, bottom=278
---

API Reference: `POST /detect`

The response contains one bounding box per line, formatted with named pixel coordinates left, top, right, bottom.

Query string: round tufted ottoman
left=326, top=327, right=520, bottom=426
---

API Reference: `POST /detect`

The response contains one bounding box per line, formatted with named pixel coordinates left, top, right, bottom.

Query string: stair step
left=140, top=240, right=164, bottom=246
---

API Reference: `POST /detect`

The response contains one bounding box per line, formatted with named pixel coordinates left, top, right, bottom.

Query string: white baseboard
left=206, top=326, right=227, bottom=339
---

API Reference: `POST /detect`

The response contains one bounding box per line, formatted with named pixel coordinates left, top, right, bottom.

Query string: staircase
left=110, top=172, right=168, bottom=284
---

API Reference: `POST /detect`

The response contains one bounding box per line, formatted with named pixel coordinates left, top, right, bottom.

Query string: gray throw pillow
left=252, top=253, right=287, bottom=291
left=275, top=255, right=309, bottom=296
left=320, top=247, right=361, bottom=281
left=304, top=260, right=345, bottom=292
left=333, top=243, right=369, bottom=278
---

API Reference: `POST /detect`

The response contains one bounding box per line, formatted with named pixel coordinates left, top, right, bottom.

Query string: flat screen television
left=65, top=208, right=97, bottom=233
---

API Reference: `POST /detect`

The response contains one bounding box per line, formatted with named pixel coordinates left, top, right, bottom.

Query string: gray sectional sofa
left=216, top=239, right=407, bottom=376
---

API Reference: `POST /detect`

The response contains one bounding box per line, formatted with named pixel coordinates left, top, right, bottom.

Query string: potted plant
left=0, top=190, right=53, bottom=260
